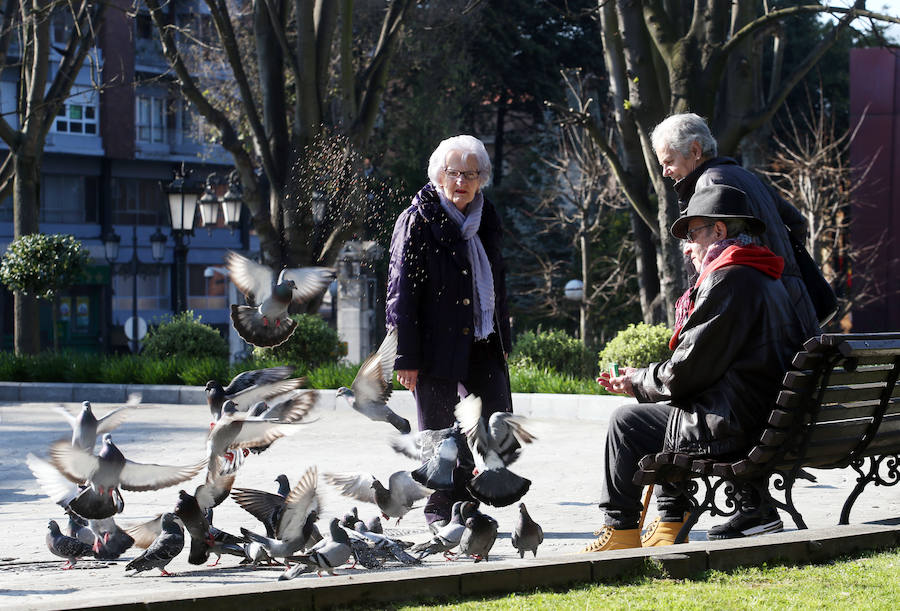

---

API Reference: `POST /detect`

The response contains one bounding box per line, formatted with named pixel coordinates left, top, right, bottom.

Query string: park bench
left=634, top=332, right=900, bottom=543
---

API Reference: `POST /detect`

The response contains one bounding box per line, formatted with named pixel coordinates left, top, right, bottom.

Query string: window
left=136, top=95, right=166, bottom=143
left=111, top=178, right=169, bottom=226
left=188, top=266, right=227, bottom=310
left=112, top=267, right=171, bottom=316
left=54, top=102, right=98, bottom=135
left=40, top=175, right=86, bottom=223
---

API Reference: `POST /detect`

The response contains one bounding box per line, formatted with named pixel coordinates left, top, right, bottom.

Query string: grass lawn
left=364, top=547, right=900, bottom=610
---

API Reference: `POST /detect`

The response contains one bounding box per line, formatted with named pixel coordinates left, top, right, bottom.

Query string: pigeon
left=345, top=529, right=383, bottom=569
left=340, top=507, right=359, bottom=530
left=280, top=518, right=352, bottom=578
left=227, top=250, right=336, bottom=348
left=323, top=470, right=431, bottom=523
left=47, top=434, right=206, bottom=515
left=194, top=455, right=237, bottom=513
left=205, top=366, right=301, bottom=421
left=207, top=401, right=305, bottom=474
left=125, top=513, right=185, bottom=576
left=336, top=329, right=411, bottom=434
left=390, top=426, right=463, bottom=491
left=274, top=474, right=291, bottom=497
left=232, top=466, right=320, bottom=543
left=174, top=489, right=245, bottom=566
left=511, top=502, right=543, bottom=558
left=454, top=394, right=536, bottom=507
left=458, top=504, right=499, bottom=563
left=241, top=540, right=275, bottom=566
left=365, top=515, right=383, bottom=534
left=27, top=452, right=122, bottom=520
left=411, top=500, right=468, bottom=560
left=53, top=394, right=143, bottom=450
left=46, top=519, right=94, bottom=569
left=352, top=521, right=420, bottom=565
left=67, top=514, right=134, bottom=560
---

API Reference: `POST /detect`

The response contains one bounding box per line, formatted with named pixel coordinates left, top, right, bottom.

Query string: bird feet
left=159, top=569, right=176, bottom=577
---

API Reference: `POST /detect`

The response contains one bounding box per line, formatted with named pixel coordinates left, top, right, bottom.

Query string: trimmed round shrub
left=510, top=328, right=595, bottom=378
left=142, top=310, right=228, bottom=360
left=597, top=322, right=673, bottom=370
left=252, top=313, right=347, bottom=368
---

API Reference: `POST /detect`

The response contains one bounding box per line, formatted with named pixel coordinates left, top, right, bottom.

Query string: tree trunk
left=12, top=151, right=41, bottom=354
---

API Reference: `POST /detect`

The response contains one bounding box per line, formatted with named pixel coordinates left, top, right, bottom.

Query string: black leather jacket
left=631, top=264, right=806, bottom=456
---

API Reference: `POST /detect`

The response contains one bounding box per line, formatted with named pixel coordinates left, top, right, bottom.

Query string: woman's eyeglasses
left=443, top=168, right=481, bottom=181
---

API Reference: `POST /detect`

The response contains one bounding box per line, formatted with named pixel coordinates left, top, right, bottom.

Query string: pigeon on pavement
left=125, top=513, right=185, bottom=576
left=47, top=519, right=95, bottom=569
left=323, top=470, right=431, bottom=523
left=47, top=434, right=206, bottom=515
left=336, top=329, right=411, bottom=434
left=458, top=503, right=499, bottom=563
left=205, top=366, right=301, bottom=421
left=340, top=506, right=359, bottom=530
left=232, top=466, right=320, bottom=544
left=455, top=394, right=536, bottom=507
left=53, top=394, right=143, bottom=451
left=365, top=515, right=383, bottom=534
left=67, top=512, right=134, bottom=560
left=511, top=502, right=543, bottom=558
left=280, top=518, right=352, bottom=578
left=411, top=500, right=468, bottom=560
left=227, top=251, right=336, bottom=348
left=175, top=489, right=245, bottom=566
left=352, top=521, right=419, bottom=565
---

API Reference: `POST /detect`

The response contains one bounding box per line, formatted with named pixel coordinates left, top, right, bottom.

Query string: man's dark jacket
left=675, top=157, right=820, bottom=338
left=386, top=183, right=511, bottom=380
left=631, top=262, right=806, bottom=456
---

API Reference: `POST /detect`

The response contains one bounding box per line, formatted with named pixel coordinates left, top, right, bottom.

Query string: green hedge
left=252, top=313, right=347, bottom=369
left=597, top=322, right=673, bottom=370
left=142, top=311, right=228, bottom=360
left=510, top=328, right=595, bottom=378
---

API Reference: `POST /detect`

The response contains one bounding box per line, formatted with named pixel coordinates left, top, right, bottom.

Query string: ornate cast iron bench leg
left=765, top=470, right=807, bottom=530
left=840, top=455, right=900, bottom=525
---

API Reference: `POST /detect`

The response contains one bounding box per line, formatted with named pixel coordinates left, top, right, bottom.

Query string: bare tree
left=552, top=1, right=900, bottom=325
left=142, top=0, right=416, bottom=275
left=0, top=0, right=107, bottom=354
left=762, top=93, right=885, bottom=329
left=509, top=72, right=638, bottom=349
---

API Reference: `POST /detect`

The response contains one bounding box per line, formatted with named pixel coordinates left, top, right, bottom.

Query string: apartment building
left=0, top=2, right=252, bottom=353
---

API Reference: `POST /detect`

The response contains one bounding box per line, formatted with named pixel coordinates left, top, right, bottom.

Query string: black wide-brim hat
left=670, top=184, right=766, bottom=239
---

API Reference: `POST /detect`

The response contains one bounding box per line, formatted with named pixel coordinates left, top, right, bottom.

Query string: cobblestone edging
left=36, top=522, right=900, bottom=611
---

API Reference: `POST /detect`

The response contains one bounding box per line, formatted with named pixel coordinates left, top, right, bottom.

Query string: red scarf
left=669, top=244, right=784, bottom=350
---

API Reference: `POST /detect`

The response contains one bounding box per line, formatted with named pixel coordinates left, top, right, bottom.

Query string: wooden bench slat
left=812, top=397, right=900, bottom=423
left=793, top=352, right=823, bottom=369
left=768, top=408, right=800, bottom=427
left=784, top=366, right=896, bottom=392
left=817, top=384, right=900, bottom=405
left=839, top=339, right=900, bottom=358
left=821, top=332, right=900, bottom=345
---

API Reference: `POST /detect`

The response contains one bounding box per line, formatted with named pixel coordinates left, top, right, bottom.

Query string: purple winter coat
left=385, top=183, right=511, bottom=380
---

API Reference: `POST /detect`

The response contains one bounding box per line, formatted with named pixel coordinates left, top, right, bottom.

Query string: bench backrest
left=735, top=332, right=900, bottom=475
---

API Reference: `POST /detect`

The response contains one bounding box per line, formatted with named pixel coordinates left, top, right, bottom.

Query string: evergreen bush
left=252, top=314, right=347, bottom=368
left=597, top=322, right=673, bottom=370
left=142, top=311, right=228, bottom=360
left=511, top=328, right=595, bottom=378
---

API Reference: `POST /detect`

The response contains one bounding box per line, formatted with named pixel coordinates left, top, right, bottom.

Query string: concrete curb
left=43, top=522, right=900, bottom=611
left=0, top=382, right=628, bottom=420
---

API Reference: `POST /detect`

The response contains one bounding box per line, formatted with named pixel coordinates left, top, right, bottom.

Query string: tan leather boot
left=579, top=525, right=641, bottom=553
left=641, top=514, right=691, bottom=547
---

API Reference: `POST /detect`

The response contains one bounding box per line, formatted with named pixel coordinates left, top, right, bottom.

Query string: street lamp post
left=104, top=225, right=166, bottom=353
left=162, top=165, right=202, bottom=314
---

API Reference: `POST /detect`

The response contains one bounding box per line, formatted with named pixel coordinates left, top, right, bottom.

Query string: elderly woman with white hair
left=385, top=135, right=512, bottom=531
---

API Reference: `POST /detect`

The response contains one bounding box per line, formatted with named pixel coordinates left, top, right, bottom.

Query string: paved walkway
left=1, top=387, right=898, bottom=610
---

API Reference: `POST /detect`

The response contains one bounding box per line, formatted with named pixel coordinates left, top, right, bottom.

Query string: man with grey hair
left=651, top=112, right=821, bottom=338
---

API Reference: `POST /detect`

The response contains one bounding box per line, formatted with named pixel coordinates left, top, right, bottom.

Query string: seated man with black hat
left=580, top=184, right=807, bottom=553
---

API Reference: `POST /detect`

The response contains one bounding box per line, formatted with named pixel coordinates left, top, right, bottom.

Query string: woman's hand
left=596, top=367, right=636, bottom=397
left=397, top=369, right=419, bottom=392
